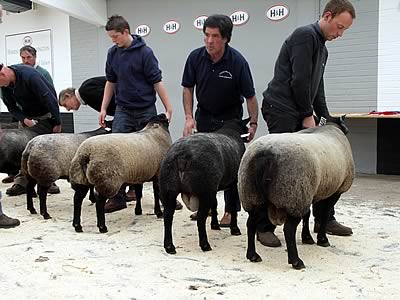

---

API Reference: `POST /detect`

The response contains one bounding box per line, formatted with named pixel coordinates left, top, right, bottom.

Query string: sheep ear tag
left=105, top=127, right=112, bottom=132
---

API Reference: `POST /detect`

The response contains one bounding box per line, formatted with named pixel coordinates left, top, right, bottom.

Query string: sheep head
left=147, top=113, right=169, bottom=130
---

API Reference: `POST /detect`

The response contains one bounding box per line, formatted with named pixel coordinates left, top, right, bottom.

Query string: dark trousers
left=112, top=105, right=157, bottom=203
left=195, top=108, right=241, bottom=213
left=258, top=102, right=335, bottom=232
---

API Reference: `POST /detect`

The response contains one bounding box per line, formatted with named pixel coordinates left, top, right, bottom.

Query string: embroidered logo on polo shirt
left=218, top=70, right=233, bottom=79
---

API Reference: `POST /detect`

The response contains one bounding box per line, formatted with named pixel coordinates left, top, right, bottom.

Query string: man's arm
left=245, top=95, right=259, bottom=142
left=154, top=81, right=172, bottom=122
left=313, top=79, right=330, bottom=119
left=182, top=86, right=195, bottom=136
left=99, top=81, right=115, bottom=127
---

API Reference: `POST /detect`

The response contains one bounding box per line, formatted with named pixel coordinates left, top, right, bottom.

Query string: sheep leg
left=301, top=209, right=315, bottom=244
left=246, top=210, right=262, bottom=262
left=26, top=177, right=37, bottom=215
left=88, top=186, right=97, bottom=204
left=38, top=185, right=51, bottom=220
left=152, top=179, right=163, bottom=218
left=225, top=184, right=241, bottom=235
left=72, top=184, right=90, bottom=232
left=163, top=191, right=177, bottom=254
left=210, top=197, right=220, bottom=230
left=284, top=215, right=305, bottom=269
left=197, top=200, right=212, bottom=251
left=134, top=184, right=143, bottom=215
left=96, top=194, right=108, bottom=233
left=317, top=193, right=340, bottom=247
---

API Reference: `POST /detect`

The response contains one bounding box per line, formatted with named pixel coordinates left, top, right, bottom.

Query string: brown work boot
left=48, top=182, right=60, bottom=194
left=126, top=190, right=137, bottom=202
left=219, top=212, right=231, bottom=228
left=104, top=198, right=127, bottom=213
left=0, top=214, right=21, bottom=228
left=257, top=231, right=281, bottom=247
left=2, top=175, right=15, bottom=184
left=314, top=220, right=353, bottom=236
left=6, top=184, right=26, bottom=196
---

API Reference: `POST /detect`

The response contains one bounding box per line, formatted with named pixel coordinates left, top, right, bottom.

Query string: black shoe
left=104, top=198, right=127, bottom=213
left=6, top=184, right=26, bottom=196
left=2, top=175, right=15, bottom=184
left=257, top=231, right=281, bottom=247
left=314, top=220, right=353, bottom=236
left=175, top=200, right=183, bottom=210
left=48, top=182, right=60, bottom=194
left=0, top=214, right=20, bottom=228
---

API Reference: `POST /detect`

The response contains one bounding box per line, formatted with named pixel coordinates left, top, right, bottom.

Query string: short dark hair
left=105, top=15, right=130, bottom=33
left=203, top=14, right=233, bottom=43
left=323, top=0, right=356, bottom=19
left=20, top=45, right=37, bottom=57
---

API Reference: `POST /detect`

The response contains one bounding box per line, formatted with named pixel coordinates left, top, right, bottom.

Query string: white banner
left=5, top=29, right=53, bottom=77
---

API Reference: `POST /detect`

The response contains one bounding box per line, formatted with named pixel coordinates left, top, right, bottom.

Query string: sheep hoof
left=317, top=239, right=330, bottom=247
left=156, top=211, right=163, bottom=218
left=29, top=209, right=37, bottom=215
left=98, top=226, right=108, bottom=233
left=135, top=208, right=142, bottom=215
left=42, top=213, right=52, bottom=220
left=165, top=245, right=176, bottom=254
left=200, top=243, right=212, bottom=252
left=302, top=236, right=315, bottom=245
left=74, top=225, right=83, bottom=233
left=290, top=259, right=305, bottom=270
left=211, top=223, right=221, bottom=230
left=247, top=253, right=262, bottom=262
left=230, top=227, right=241, bottom=236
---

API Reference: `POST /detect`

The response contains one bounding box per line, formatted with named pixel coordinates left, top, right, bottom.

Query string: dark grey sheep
left=238, top=123, right=354, bottom=269
left=160, top=118, right=249, bottom=254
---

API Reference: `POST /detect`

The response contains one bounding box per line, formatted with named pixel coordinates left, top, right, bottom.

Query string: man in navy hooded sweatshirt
left=99, top=15, right=174, bottom=213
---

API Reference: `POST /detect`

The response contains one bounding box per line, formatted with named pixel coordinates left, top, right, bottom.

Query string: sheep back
left=238, top=125, right=355, bottom=220
left=21, top=128, right=109, bottom=186
left=70, top=123, right=172, bottom=197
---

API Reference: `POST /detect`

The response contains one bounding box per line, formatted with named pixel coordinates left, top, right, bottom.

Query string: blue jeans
left=112, top=105, right=157, bottom=203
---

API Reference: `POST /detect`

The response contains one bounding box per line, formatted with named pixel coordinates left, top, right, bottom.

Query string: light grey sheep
left=238, top=124, right=354, bottom=269
left=69, top=114, right=172, bottom=233
left=21, top=126, right=111, bottom=219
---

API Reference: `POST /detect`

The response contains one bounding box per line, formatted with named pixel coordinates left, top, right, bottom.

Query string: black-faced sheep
left=20, top=127, right=111, bottom=219
left=69, top=114, right=172, bottom=233
left=238, top=123, right=354, bottom=269
left=160, top=119, right=249, bottom=254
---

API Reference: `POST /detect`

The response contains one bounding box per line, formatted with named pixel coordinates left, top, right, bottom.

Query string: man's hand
left=99, top=110, right=107, bottom=128
left=52, top=125, right=62, bottom=133
left=183, top=118, right=196, bottom=137
left=165, top=110, right=172, bottom=123
left=23, top=118, right=37, bottom=127
left=302, top=115, right=316, bottom=129
left=247, top=124, right=257, bottom=142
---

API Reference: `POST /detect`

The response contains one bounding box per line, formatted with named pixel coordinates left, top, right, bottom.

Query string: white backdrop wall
left=0, top=4, right=72, bottom=112
left=377, top=0, right=400, bottom=111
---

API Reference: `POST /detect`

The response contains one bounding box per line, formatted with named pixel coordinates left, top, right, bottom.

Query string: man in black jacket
left=58, top=76, right=116, bottom=116
left=259, top=0, right=355, bottom=247
left=0, top=63, right=62, bottom=196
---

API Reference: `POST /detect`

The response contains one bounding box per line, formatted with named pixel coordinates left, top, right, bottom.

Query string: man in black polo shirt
left=260, top=0, right=355, bottom=246
left=182, top=14, right=258, bottom=226
left=0, top=63, right=62, bottom=196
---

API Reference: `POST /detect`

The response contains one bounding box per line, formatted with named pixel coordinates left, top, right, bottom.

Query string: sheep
left=0, top=127, right=40, bottom=177
left=69, top=113, right=172, bottom=233
left=20, top=126, right=111, bottom=219
left=238, top=122, right=354, bottom=269
left=160, top=118, right=249, bottom=254
left=0, top=122, right=18, bottom=129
